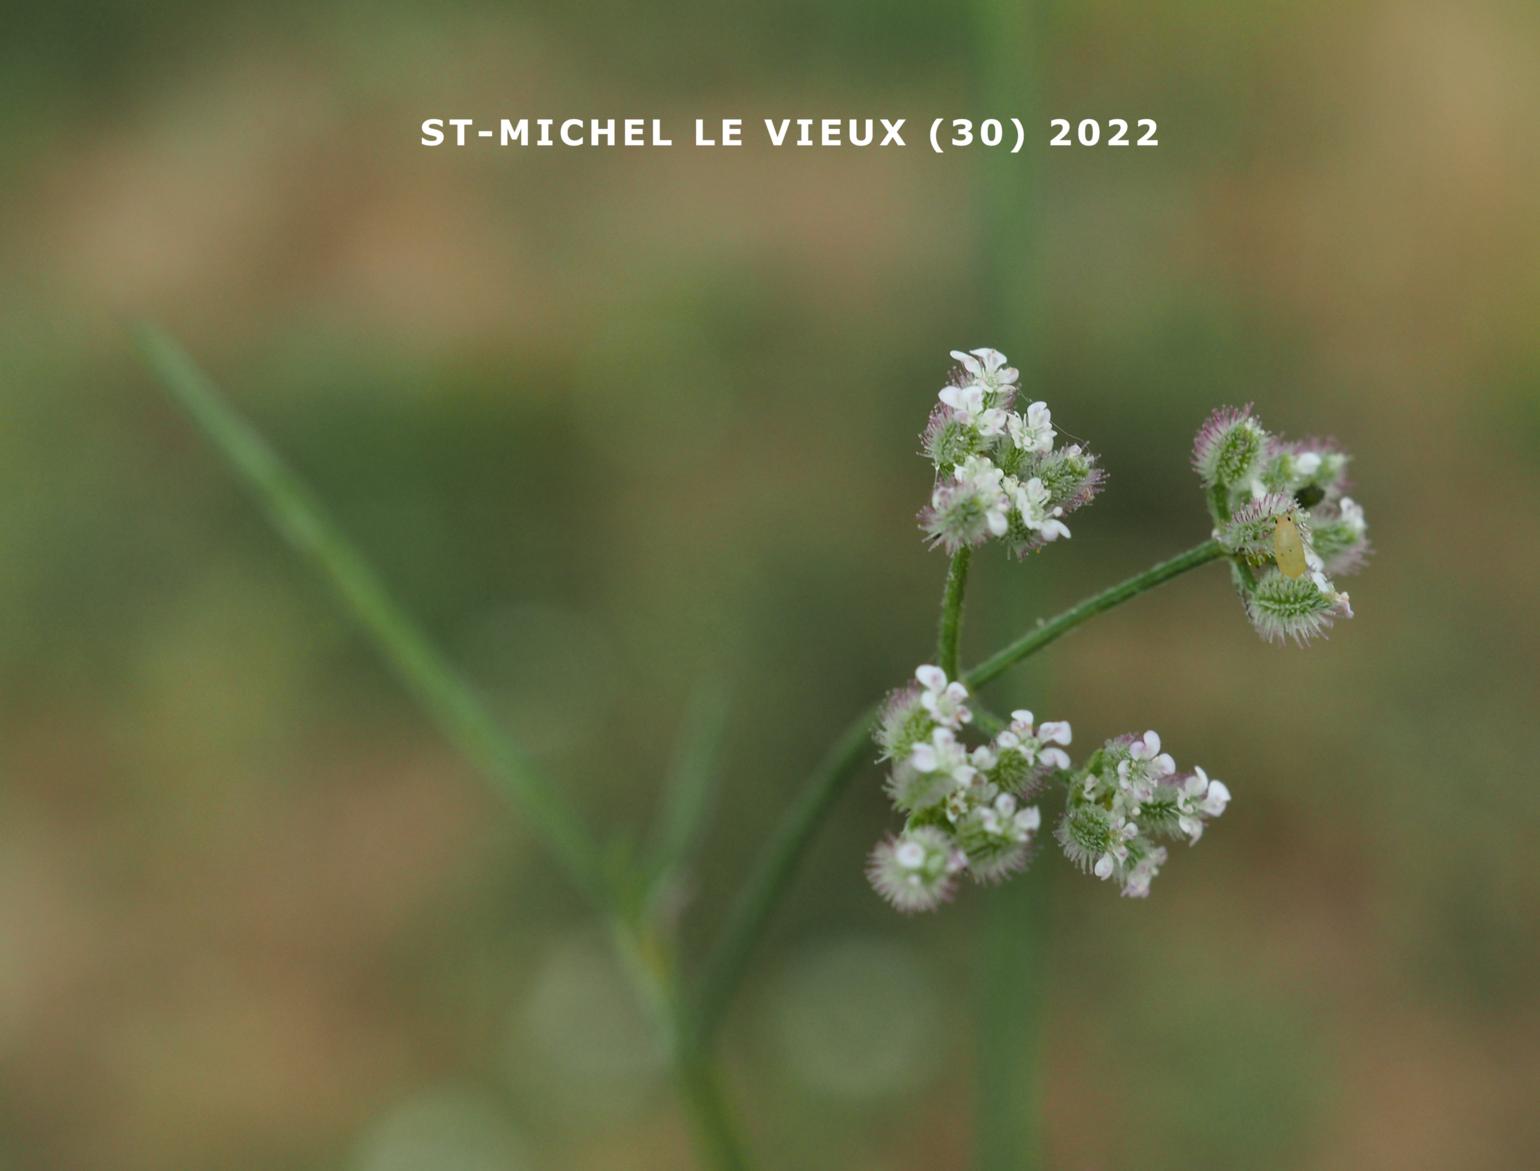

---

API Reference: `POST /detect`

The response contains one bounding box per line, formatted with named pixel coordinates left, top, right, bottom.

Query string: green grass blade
left=647, top=677, right=731, bottom=891
left=135, top=325, right=609, bottom=906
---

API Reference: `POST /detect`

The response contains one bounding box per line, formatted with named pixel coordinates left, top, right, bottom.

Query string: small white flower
left=894, top=840, right=927, bottom=869
left=914, top=664, right=972, bottom=729
left=1120, top=847, right=1166, bottom=899
left=1340, top=496, right=1367, bottom=537
left=976, top=793, right=1041, bottom=843
left=938, top=382, right=987, bottom=423
left=977, top=408, right=1009, bottom=438
left=1006, top=401, right=1055, bottom=454
left=1201, top=777, right=1231, bottom=817
left=950, top=348, right=1019, bottom=398
left=1039, top=746, right=1071, bottom=771
left=955, top=455, right=1004, bottom=491
left=954, top=456, right=1012, bottom=537
left=944, top=773, right=994, bottom=824
left=1293, top=451, right=1323, bottom=476
left=1174, top=766, right=1230, bottom=843
left=994, top=710, right=1074, bottom=772
left=1038, top=720, right=1071, bottom=746
left=1116, top=731, right=1177, bottom=807
left=1012, top=477, right=1071, bottom=541
left=1092, top=814, right=1139, bottom=879
left=909, top=728, right=975, bottom=785
left=1128, top=731, right=1175, bottom=775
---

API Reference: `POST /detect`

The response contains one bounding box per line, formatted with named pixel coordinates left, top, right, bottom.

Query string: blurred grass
left=2, top=0, right=1539, bottom=1168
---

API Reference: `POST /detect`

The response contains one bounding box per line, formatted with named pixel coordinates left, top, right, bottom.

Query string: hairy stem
left=690, top=538, right=1227, bottom=1047
left=937, top=547, right=973, bottom=679
left=965, top=539, right=1225, bottom=689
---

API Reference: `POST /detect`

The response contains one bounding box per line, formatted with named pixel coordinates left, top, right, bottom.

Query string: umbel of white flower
left=869, top=667, right=1227, bottom=909
left=869, top=666, right=1071, bottom=911
left=1194, top=404, right=1370, bottom=644
left=920, top=348, right=1103, bottom=558
left=1054, top=731, right=1228, bottom=899
left=869, top=348, right=1290, bottom=911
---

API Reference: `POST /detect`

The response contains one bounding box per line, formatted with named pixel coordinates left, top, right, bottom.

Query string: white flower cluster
left=1055, top=731, right=1229, bottom=898
left=1194, top=405, right=1369, bottom=644
left=919, top=348, right=1103, bottom=558
left=868, top=665, right=1072, bottom=911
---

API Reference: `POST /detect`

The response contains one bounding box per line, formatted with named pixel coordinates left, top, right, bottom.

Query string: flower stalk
left=965, top=538, right=1225, bottom=689
left=693, top=530, right=1226, bottom=1044
left=938, top=547, right=973, bottom=679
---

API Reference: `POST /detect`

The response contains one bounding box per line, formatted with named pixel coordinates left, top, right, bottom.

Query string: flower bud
left=875, top=684, right=931, bottom=762
left=1244, top=567, right=1351, bottom=645
left=867, top=827, right=967, bottom=913
left=1192, top=404, right=1267, bottom=494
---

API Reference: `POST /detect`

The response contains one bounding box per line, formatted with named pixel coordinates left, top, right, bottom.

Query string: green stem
left=965, top=539, right=1225, bottom=690
left=610, top=921, right=751, bottom=1171
left=686, top=710, right=877, bottom=1049
left=135, top=325, right=610, bottom=906
left=690, top=538, right=1226, bottom=1048
left=974, top=861, right=1053, bottom=1170
left=937, top=548, right=973, bottom=679
left=674, top=1053, right=754, bottom=1171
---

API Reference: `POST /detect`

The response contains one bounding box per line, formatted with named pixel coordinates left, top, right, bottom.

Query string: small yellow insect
left=1272, top=514, right=1308, bottom=579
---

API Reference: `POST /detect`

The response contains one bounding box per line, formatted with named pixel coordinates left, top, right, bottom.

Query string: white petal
left=1041, top=748, right=1071, bottom=770
left=1039, top=720, right=1072, bottom=745
left=1203, top=781, right=1231, bottom=812
left=915, top=665, right=947, bottom=690
left=1094, top=854, right=1115, bottom=879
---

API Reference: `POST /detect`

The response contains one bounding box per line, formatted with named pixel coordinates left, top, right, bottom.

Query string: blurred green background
left=3, top=1, right=1538, bottom=1168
